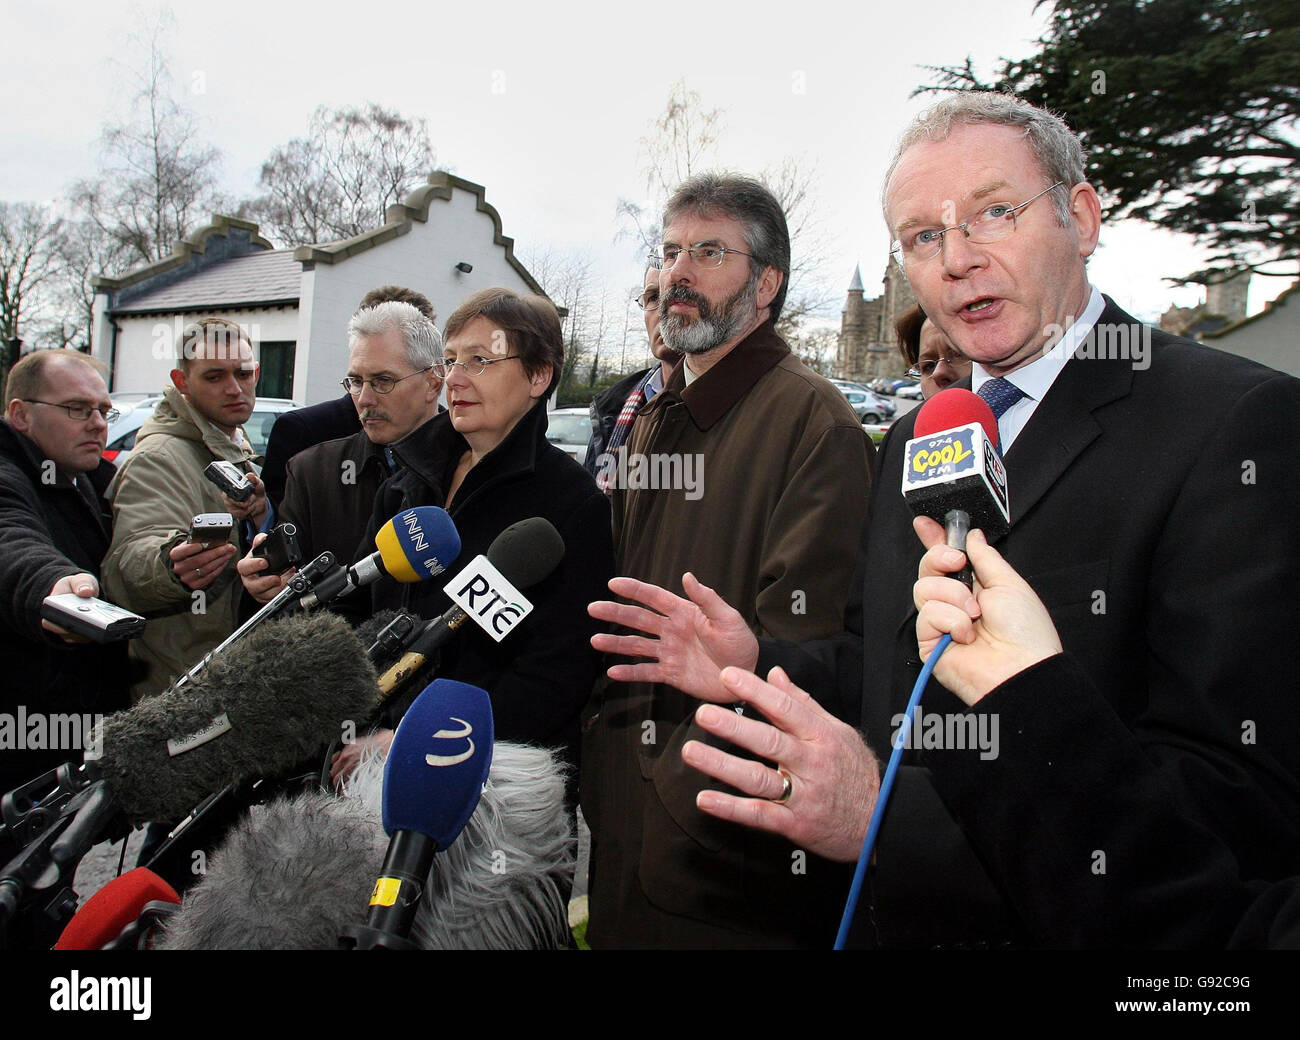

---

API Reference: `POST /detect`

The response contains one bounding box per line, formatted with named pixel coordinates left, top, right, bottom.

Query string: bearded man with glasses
left=0, top=350, right=132, bottom=791
left=582, top=173, right=874, bottom=949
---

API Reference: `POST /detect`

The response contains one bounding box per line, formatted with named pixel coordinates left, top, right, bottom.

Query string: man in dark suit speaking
left=589, top=92, right=1300, bottom=947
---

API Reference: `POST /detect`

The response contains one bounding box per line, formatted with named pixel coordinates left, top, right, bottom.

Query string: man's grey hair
left=881, top=92, right=1086, bottom=228
left=347, top=300, right=443, bottom=369
left=662, top=172, right=791, bottom=323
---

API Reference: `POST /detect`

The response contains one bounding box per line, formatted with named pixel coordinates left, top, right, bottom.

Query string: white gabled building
left=90, top=173, right=550, bottom=403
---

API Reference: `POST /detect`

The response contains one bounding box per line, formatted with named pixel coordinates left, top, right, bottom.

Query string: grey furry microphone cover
left=94, top=610, right=377, bottom=822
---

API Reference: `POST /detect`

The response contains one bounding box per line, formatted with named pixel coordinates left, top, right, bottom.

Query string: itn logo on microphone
left=446, top=557, right=534, bottom=642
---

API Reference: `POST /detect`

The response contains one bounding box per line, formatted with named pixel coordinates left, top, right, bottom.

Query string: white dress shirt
left=971, top=287, right=1105, bottom=452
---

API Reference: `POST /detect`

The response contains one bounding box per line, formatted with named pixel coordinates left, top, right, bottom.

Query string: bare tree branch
left=615, top=81, right=838, bottom=340
left=0, top=201, right=65, bottom=344
left=69, top=14, right=225, bottom=267
left=245, top=104, right=437, bottom=246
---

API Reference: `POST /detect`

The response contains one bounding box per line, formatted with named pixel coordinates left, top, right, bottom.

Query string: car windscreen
left=546, top=414, right=592, bottom=445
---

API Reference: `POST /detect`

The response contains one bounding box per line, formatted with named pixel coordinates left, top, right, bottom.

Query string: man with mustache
left=582, top=173, right=874, bottom=948
left=238, top=297, right=443, bottom=608
left=260, top=285, right=437, bottom=510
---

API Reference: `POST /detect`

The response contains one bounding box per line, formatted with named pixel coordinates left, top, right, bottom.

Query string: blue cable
left=834, top=632, right=952, bottom=949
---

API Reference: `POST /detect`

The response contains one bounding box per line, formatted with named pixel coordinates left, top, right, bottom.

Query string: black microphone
left=363, top=611, right=421, bottom=664
left=298, top=506, right=461, bottom=610
left=376, top=517, right=565, bottom=699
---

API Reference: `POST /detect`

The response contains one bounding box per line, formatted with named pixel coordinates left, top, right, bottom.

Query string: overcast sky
left=3, top=0, right=1287, bottom=327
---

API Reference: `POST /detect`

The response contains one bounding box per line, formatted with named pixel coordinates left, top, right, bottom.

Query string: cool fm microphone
left=902, top=388, right=1010, bottom=585
left=836, top=392, right=1013, bottom=948
left=297, top=505, right=461, bottom=610
left=341, top=678, right=494, bottom=950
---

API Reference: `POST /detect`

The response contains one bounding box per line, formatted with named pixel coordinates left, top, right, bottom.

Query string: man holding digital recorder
left=0, top=350, right=136, bottom=790
left=103, top=317, right=268, bottom=702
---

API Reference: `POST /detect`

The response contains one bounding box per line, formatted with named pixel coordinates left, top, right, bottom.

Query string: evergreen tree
left=919, top=0, right=1299, bottom=284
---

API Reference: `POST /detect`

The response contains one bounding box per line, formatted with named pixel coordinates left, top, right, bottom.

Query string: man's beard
left=659, top=276, right=758, bottom=355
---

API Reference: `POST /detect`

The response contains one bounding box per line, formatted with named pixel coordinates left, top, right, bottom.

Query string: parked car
left=545, top=406, right=593, bottom=465
left=868, top=390, right=896, bottom=419
left=894, top=381, right=924, bottom=400
left=104, top=393, right=302, bottom=466
left=834, top=383, right=895, bottom=421
left=842, top=390, right=893, bottom=424
left=103, top=395, right=164, bottom=465
left=830, top=378, right=872, bottom=394
left=244, top=400, right=304, bottom=455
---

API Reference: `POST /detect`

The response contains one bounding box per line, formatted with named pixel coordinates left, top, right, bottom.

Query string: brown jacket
left=582, top=319, right=874, bottom=948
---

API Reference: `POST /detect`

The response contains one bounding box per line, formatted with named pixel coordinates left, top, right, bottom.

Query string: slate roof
left=113, top=249, right=301, bottom=314
left=1203, top=281, right=1297, bottom=340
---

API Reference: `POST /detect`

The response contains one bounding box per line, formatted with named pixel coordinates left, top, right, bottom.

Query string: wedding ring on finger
left=773, top=767, right=794, bottom=804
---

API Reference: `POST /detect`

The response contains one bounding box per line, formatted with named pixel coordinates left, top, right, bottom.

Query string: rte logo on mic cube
left=446, top=556, right=535, bottom=642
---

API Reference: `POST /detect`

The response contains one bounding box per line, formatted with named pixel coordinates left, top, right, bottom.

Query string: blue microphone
left=342, top=679, right=494, bottom=949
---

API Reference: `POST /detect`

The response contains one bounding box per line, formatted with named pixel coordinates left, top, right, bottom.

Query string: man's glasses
left=906, top=356, right=971, bottom=379
left=432, top=355, right=523, bottom=378
left=648, top=244, right=753, bottom=270
left=340, top=368, right=432, bottom=395
left=634, top=291, right=660, bottom=312
left=891, top=182, right=1065, bottom=266
left=22, top=399, right=120, bottom=422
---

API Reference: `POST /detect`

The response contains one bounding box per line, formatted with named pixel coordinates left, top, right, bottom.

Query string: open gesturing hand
left=589, top=571, right=759, bottom=703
